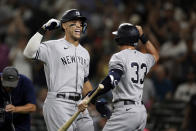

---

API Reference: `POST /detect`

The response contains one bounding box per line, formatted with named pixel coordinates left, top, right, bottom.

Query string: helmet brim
left=61, top=16, right=87, bottom=23
left=112, top=31, right=117, bottom=35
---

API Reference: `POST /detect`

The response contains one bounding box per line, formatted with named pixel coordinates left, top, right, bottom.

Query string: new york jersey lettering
left=61, top=56, right=86, bottom=65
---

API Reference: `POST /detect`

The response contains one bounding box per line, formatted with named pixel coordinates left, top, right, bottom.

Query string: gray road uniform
left=103, top=49, right=155, bottom=131
left=34, top=38, right=94, bottom=131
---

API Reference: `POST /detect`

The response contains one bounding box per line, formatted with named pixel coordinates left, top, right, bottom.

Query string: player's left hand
left=78, top=96, right=89, bottom=112
left=5, top=104, right=16, bottom=112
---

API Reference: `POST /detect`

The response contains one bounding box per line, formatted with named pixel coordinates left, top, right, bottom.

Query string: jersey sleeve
left=109, top=53, right=124, bottom=72
left=21, top=75, right=36, bottom=104
left=35, top=42, right=49, bottom=63
left=145, top=54, right=155, bottom=71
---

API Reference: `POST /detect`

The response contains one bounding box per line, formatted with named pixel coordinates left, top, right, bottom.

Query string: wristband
left=38, top=27, right=46, bottom=35
left=140, top=34, right=148, bottom=44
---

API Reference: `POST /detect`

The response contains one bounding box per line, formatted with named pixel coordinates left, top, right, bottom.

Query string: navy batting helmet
left=112, top=23, right=140, bottom=46
left=61, top=9, right=87, bottom=33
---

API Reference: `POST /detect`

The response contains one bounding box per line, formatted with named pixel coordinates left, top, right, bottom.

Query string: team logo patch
left=76, top=11, right=80, bottom=16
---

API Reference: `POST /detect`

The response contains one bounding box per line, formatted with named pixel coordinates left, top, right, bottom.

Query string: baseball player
left=79, top=23, right=159, bottom=131
left=23, top=9, right=94, bottom=131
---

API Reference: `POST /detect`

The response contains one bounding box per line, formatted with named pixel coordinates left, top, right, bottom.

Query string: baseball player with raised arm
left=79, top=23, right=159, bottom=131
left=23, top=9, right=94, bottom=131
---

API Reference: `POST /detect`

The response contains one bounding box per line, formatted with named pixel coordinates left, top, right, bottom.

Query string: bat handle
left=58, top=84, right=104, bottom=131
left=87, top=84, right=104, bottom=104
left=58, top=111, right=80, bottom=131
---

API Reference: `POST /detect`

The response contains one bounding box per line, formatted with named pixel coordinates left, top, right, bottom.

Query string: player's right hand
left=42, top=18, right=60, bottom=31
left=78, top=96, right=89, bottom=112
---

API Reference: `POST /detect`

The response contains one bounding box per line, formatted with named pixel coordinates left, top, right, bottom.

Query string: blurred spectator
left=6, top=6, right=29, bottom=46
left=9, top=36, right=33, bottom=80
left=31, top=113, right=47, bottom=131
left=36, top=88, right=47, bottom=114
left=159, top=33, right=186, bottom=84
left=164, top=128, right=177, bottom=131
left=152, top=65, right=173, bottom=101
left=32, top=62, right=47, bottom=89
left=160, top=34, right=186, bottom=60
left=144, top=128, right=150, bottom=131
left=174, top=68, right=196, bottom=102
left=0, top=0, right=16, bottom=35
left=31, top=88, right=47, bottom=131
left=19, top=0, right=41, bottom=8
left=23, top=6, right=51, bottom=35
left=0, top=33, right=10, bottom=72
left=182, top=94, right=196, bottom=131
left=53, top=0, right=78, bottom=19
left=147, top=3, right=167, bottom=44
left=0, top=67, right=36, bottom=131
left=179, top=36, right=196, bottom=80
left=143, top=77, right=156, bottom=111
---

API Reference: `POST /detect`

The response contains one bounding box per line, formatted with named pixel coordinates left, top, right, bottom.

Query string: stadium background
left=0, top=0, right=196, bottom=131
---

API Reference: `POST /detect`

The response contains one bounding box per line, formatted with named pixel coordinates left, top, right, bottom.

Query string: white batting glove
left=42, top=18, right=60, bottom=31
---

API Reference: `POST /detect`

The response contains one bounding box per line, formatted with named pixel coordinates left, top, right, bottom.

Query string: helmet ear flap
left=114, top=37, right=127, bottom=45
left=82, top=22, right=87, bottom=33
left=114, top=36, right=138, bottom=46
left=114, top=37, right=120, bottom=43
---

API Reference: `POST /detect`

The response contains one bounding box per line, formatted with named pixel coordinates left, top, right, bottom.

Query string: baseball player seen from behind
left=79, top=23, right=159, bottom=131
left=23, top=9, right=94, bottom=131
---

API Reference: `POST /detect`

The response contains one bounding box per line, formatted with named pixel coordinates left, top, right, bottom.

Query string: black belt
left=56, top=93, right=81, bottom=101
left=114, top=99, right=143, bottom=105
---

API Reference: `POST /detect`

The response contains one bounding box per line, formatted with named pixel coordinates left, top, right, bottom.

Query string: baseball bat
left=58, top=84, right=104, bottom=131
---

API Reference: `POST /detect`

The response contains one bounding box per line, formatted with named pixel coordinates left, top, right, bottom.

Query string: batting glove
left=42, top=18, right=60, bottom=31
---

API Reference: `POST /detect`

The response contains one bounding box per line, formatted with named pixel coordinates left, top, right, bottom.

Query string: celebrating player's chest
left=53, top=42, right=88, bottom=67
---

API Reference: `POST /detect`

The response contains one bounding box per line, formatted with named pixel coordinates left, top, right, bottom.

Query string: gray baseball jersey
left=35, top=38, right=90, bottom=93
left=103, top=49, right=155, bottom=131
left=109, top=49, right=155, bottom=102
left=35, top=38, right=94, bottom=131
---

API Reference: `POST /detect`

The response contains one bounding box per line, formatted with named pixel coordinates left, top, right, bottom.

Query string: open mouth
left=75, top=29, right=81, bottom=35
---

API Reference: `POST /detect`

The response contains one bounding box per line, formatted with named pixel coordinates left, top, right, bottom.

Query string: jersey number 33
left=131, top=62, right=147, bottom=84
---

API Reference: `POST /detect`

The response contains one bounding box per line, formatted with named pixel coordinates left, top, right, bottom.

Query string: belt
left=114, top=99, right=143, bottom=105
left=56, top=93, right=81, bottom=101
